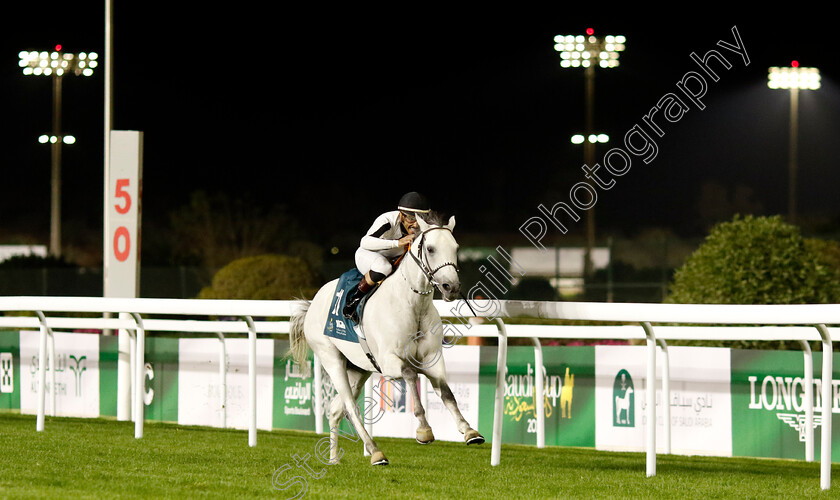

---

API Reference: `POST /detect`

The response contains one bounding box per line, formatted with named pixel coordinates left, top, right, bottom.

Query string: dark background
left=3, top=6, right=839, bottom=265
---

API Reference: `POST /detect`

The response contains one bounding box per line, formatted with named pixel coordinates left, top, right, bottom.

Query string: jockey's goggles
left=400, top=211, right=418, bottom=222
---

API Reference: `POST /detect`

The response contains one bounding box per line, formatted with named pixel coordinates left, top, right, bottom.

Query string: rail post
left=35, top=311, right=50, bottom=432
left=243, top=316, right=257, bottom=447
left=657, top=338, right=670, bottom=455
left=216, top=332, right=227, bottom=429
left=641, top=321, right=656, bottom=477
left=131, top=312, right=145, bottom=439
left=531, top=337, right=545, bottom=448
left=797, top=339, right=814, bottom=462
left=816, top=324, right=832, bottom=490
left=491, top=318, right=508, bottom=466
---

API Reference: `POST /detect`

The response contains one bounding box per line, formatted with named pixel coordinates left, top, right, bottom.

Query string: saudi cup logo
left=613, top=369, right=635, bottom=427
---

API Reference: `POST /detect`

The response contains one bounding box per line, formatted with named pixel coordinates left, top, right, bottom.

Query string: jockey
left=342, top=191, right=430, bottom=322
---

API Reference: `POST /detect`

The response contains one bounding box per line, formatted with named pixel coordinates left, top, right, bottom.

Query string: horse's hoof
left=464, top=429, right=485, bottom=445
left=416, top=426, right=435, bottom=445
left=370, top=451, right=389, bottom=466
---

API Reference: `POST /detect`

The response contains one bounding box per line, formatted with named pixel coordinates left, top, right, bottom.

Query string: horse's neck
left=385, top=246, right=433, bottom=312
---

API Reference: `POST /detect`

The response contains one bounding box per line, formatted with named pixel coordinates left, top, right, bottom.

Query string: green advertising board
left=479, top=345, right=595, bottom=447
left=274, top=340, right=317, bottom=432
left=731, top=348, right=840, bottom=461
left=98, top=335, right=118, bottom=417
left=144, top=337, right=179, bottom=423
left=0, top=330, right=20, bottom=410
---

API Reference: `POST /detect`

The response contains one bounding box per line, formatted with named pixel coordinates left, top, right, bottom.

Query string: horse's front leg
left=421, top=356, right=484, bottom=445
left=376, top=351, right=435, bottom=444
left=402, top=365, right=434, bottom=444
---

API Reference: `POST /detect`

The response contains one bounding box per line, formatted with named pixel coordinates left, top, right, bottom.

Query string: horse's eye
left=428, top=246, right=435, bottom=254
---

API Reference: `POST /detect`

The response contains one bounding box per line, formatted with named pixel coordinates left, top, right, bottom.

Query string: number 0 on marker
left=114, top=226, right=130, bottom=262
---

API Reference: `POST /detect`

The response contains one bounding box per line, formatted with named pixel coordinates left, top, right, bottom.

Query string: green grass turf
left=0, top=412, right=837, bottom=499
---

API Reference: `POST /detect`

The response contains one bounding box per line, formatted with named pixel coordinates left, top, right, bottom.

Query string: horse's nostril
left=442, top=283, right=451, bottom=291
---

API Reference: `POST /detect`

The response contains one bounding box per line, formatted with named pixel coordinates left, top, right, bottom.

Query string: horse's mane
left=419, top=210, right=447, bottom=227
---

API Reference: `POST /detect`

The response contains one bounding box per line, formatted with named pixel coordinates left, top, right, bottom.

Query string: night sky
left=2, top=6, right=839, bottom=261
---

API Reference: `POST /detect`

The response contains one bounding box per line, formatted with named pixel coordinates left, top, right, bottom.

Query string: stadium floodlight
left=767, top=64, right=820, bottom=90
left=19, top=48, right=98, bottom=77
left=767, top=61, right=820, bottom=224
left=571, top=133, right=609, bottom=144
left=554, top=33, right=625, bottom=68
left=19, top=45, right=96, bottom=257
left=555, top=28, right=625, bottom=277
left=39, top=135, right=76, bottom=144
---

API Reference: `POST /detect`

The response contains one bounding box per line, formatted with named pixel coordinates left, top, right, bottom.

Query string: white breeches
left=354, top=248, right=394, bottom=277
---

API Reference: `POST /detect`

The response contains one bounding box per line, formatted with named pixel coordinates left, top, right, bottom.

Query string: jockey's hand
left=397, top=233, right=415, bottom=248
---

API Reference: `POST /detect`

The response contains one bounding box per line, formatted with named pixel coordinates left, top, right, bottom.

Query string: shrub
left=665, top=215, right=840, bottom=349
left=0, top=254, right=75, bottom=269
left=667, top=215, right=840, bottom=305
left=198, top=254, right=317, bottom=300
left=509, top=277, right=559, bottom=301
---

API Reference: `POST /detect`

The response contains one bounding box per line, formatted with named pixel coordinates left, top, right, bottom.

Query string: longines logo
left=748, top=374, right=838, bottom=441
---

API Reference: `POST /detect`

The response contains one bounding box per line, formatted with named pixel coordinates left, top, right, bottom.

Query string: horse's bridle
left=401, top=226, right=459, bottom=296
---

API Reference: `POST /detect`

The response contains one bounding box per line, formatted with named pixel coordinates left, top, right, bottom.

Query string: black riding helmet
left=397, top=192, right=430, bottom=214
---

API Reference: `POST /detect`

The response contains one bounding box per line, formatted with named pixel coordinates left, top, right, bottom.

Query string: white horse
left=288, top=212, right=484, bottom=465
left=616, top=387, right=634, bottom=425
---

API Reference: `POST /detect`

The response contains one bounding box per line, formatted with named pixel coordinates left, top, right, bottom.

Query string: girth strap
left=353, top=321, right=381, bottom=373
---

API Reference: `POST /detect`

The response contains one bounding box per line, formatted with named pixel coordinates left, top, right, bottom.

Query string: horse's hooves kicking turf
left=371, top=451, right=389, bottom=465
left=416, top=426, right=435, bottom=445
left=464, top=429, right=485, bottom=445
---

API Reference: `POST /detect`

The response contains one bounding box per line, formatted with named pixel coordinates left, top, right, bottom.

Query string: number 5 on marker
left=115, top=178, right=131, bottom=214
left=113, top=178, right=132, bottom=262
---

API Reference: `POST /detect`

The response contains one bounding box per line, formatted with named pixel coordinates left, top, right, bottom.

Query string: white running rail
left=439, top=300, right=838, bottom=490
left=0, top=296, right=300, bottom=448
left=1, top=296, right=837, bottom=490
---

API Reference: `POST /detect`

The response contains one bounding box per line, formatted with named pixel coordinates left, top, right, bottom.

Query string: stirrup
left=342, top=294, right=362, bottom=323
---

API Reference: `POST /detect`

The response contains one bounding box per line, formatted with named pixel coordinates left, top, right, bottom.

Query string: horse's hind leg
left=402, top=365, right=434, bottom=444
left=326, top=366, right=371, bottom=463
left=322, top=356, right=388, bottom=465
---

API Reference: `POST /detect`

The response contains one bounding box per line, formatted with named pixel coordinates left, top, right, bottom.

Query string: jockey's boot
left=343, top=276, right=375, bottom=324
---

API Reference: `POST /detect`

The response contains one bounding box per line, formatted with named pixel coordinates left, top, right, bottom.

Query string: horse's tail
left=288, top=300, right=311, bottom=367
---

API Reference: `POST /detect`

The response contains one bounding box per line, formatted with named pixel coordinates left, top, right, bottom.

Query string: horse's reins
left=401, top=226, right=458, bottom=294
left=399, top=225, right=480, bottom=317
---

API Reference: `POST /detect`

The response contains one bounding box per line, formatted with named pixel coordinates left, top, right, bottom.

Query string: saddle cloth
left=323, top=268, right=383, bottom=372
left=323, top=268, right=368, bottom=343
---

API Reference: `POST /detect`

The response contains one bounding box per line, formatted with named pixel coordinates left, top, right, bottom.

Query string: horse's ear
left=416, top=214, right=430, bottom=232
left=446, top=216, right=456, bottom=231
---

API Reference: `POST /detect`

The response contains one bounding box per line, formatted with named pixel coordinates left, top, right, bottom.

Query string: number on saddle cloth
left=324, top=268, right=372, bottom=343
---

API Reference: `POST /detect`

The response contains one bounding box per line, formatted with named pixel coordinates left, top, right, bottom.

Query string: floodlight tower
left=554, top=28, right=625, bottom=277
left=571, top=133, right=610, bottom=145
left=19, top=45, right=98, bottom=257
left=767, top=62, right=820, bottom=225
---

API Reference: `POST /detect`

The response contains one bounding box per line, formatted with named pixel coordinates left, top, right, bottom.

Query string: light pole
left=767, top=62, right=820, bottom=225
left=571, top=133, right=610, bottom=300
left=555, top=29, right=625, bottom=277
left=19, top=46, right=97, bottom=257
